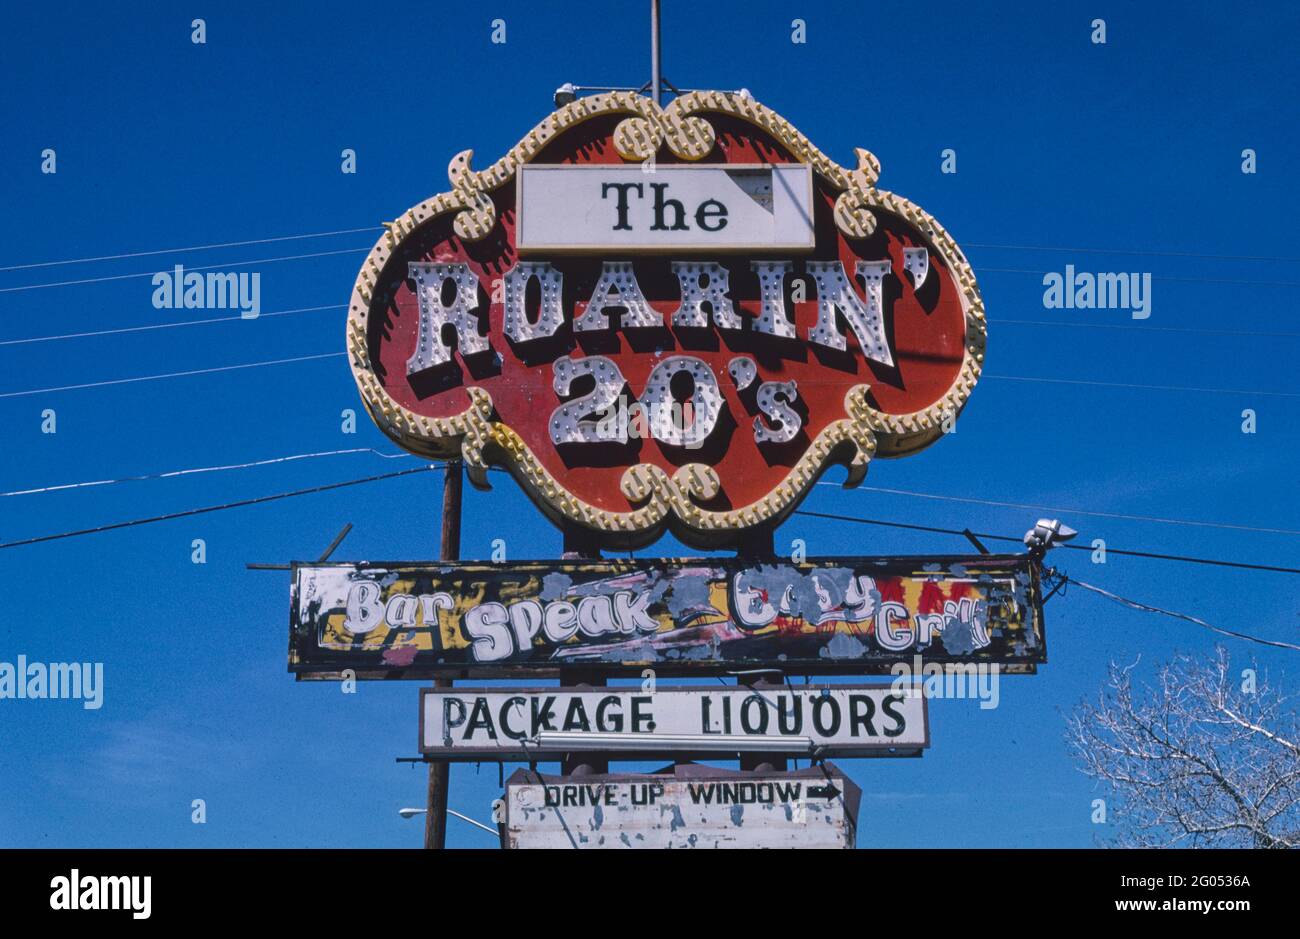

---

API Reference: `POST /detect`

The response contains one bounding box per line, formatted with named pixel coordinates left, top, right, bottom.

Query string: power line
left=8, top=256, right=1296, bottom=295
left=9, top=307, right=1281, bottom=350
left=50, top=446, right=1281, bottom=548
left=4, top=462, right=1296, bottom=579
left=0, top=351, right=345, bottom=399
left=0, top=247, right=369, bottom=294
left=1, top=223, right=1288, bottom=279
left=988, top=318, right=1300, bottom=340
left=0, top=226, right=382, bottom=274
left=795, top=509, right=1011, bottom=541
left=791, top=509, right=1300, bottom=575
left=818, top=482, right=1300, bottom=537
left=1051, top=542, right=1300, bottom=575
left=982, top=373, right=1300, bottom=398
left=0, top=465, right=439, bottom=550
left=1, top=447, right=409, bottom=497
left=0, top=310, right=1288, bottom=355
left=9, top=310, right=1284, bottom=348
left=1060, top=575, right=1300, bottom=652
left=4, top=251, right=1298, bottom=300
left=0, top=304, right=346, bottom=347
left=3, top=350, right=1288, bottom=402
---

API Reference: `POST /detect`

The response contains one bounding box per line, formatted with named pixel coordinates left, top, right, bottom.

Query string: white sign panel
left=516, top=163, right=816, bottom=252
left=419, top=684, right=927, bottom=759
left=502, top=764, right=859, bottom=849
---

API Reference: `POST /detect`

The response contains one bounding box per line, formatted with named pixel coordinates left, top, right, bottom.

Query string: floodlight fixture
left=1023, top=518, right=1078, bottom=553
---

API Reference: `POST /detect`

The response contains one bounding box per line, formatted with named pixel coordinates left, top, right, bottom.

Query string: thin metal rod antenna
left=650, top=0, right=662, bottom=104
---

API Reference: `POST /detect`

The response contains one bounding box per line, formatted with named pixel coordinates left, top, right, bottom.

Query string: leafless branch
left=1065, top=646, right=1300, bottom=848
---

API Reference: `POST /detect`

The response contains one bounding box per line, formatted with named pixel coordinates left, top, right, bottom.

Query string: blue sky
left=1, top=0, right=1297, bottom=848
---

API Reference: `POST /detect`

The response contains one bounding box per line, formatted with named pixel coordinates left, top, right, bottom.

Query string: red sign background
left=349, top=94, right=983, bottom=546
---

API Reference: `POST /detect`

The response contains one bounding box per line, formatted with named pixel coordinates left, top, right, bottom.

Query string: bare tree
left=1066, top=646, right=1300, bottom=847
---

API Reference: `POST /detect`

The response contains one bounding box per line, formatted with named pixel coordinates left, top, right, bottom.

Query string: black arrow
left=807, top=783, right=840, bottom=800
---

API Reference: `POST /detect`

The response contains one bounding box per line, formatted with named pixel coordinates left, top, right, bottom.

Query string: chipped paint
left=290, top=555, right=1045, bottom=678
left=502, top=763, right=860, bottom=849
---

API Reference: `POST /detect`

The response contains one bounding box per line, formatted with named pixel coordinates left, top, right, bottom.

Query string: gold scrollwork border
left=346, top=91, right=986, bottom=548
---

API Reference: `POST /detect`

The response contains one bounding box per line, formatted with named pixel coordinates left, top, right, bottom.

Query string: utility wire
left=791, top=509, right=1300, bottom=575
left=3, top=352, right=1290, bottom=402
left=7, top=256, right=1296, bottom=294
left=36, top=447, right=1291, bottom=542
left=0, top=465, right=439, bottom=550
left=5, top=307, right=1289, bottom=353
left=1, top=224, right=1291, bottom=276
left=0, top=304, right=345, bottom=347
left=0, top=226, right=382, bottom=273
left=1, top=448, right=409, bottom=497
left=1, top=464, right=1295, bottom=578
left=8, top=478, right=1292, bottom=655
left=1060, top=574, right=1300, bottom=652
left=6, top=308, right=1285, bottom=349
left=818, top=482, right=1300, bottom=537
left=0, top=351, right=345, bottom=398
left=0, top=247, right=369, bottom=294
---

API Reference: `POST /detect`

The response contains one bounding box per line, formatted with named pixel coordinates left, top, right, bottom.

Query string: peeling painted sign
left=419, top=684, right=928, bottom=759
left=289, top=555, right=1044, bottom=678
left=501, top=762, right=860, bottom=849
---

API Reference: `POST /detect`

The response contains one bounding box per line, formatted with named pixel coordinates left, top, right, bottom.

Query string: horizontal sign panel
left=502, top=763, right=860, bottom=849
left=516, top=163, right=815, bottom=251
left=419, top=684, right=927, bottom=759
left=289, top=555, right=1044, bottom=678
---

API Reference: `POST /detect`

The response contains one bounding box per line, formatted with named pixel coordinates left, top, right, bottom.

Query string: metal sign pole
left=650, top=0, right=661, bottom=105
left=424, top=460, right=462, bottom=850
left=737, top=523, right=782, bottom=773
left=560, top=526, right=608, bottom=777
left=320, top=36, right=1013, bottom=848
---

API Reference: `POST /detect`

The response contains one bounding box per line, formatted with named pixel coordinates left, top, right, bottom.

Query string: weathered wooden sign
left=419, top=684, right=928, bottom=759
left=289, top=555, right=1043, bottom=677
left=346, top=91, right=985, bottom=549
left=501, top=762, right=861, bottom=849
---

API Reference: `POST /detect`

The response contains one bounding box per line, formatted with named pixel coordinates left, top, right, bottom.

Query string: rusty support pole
left=737, top=674, right=787, bottom=773
left=558, top=669, right=608, bottom=776
left=424, top=460, right=462, bottom=850
left=739, top=523, right=776, bottom=560
left=737, top=525, right=782, bottom=772
left=560, top=525, right=606, bottom=776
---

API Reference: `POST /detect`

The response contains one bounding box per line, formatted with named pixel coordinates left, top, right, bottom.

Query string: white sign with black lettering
left=419, top=684, right=927, bottom=758
left=516, top=164, right=815, bottom=251
left=501, top=764, right=859, bottom=849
